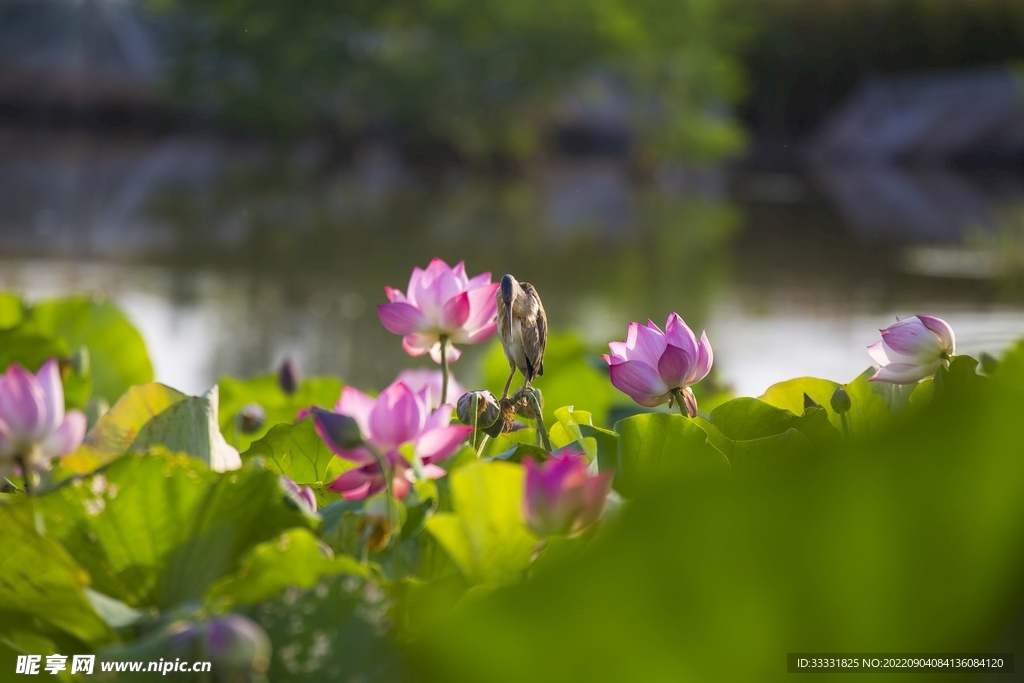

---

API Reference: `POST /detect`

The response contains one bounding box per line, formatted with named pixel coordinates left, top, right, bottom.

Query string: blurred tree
left=150, top=0, right=749, bottom=163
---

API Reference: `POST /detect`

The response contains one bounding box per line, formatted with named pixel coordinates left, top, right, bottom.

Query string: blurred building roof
left=806, top=66, right=1024, bottom=164
left=0, top=0, right=162, bottom=108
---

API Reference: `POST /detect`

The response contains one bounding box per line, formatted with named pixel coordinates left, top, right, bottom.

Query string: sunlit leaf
left=37, top=452, right=314, bottom=610
left=30, top=296, right=152, bottom=405
left=207, top=528, right=367, bottom=605
left=130, top=386, right=241, bottom=472
left=0, top=503, right=111, bottom=645
left=425, top=461, right=536, bottom=586
left=0, top=291, right=25, bottom=329
left=759, top=377, right=843, bottom=429
left=614, top=413, right=729, bottom=496
left=62, top=383, right=186, bottom=474
left=218, top=373, right=344, bottom=452
left=242, top=417, right=353, bottom=506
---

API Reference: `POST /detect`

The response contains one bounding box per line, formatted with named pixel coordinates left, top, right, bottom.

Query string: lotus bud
left=312, top=407, right=363, bottom=450
left=868, top=315, right=955, bottom=384
left=830, top=386, right=851, bottom=414
left=205, top=615, right=272, bottom=677
left=602, top=313, right=713, bottom=410
left=522, top=447, right=614, bottom=537
left=71, top=346, right=90, bottom=376
left=238, top=403, right=266, bottom=433
left=0, top=359, right=87, bottom=488
left=456, top=390, right=500, bottom=430
left=85, top=396, right=110, bottom=426
left=278, top=357, right=301, bottom=395
left=980, top=351, right=999, bottom=375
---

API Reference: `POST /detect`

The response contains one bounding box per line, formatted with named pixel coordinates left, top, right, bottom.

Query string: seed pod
left=456, top=390, right=501, bottom=430
left=484, top=397, right=518, bottom=438
left=513, top=387, right=543, bottom=420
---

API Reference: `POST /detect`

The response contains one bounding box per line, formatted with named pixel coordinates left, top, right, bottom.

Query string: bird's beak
left=505, top=301, right=513, bottom=339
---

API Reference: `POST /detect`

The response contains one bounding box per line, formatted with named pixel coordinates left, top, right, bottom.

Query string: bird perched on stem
left=496, top=274, right=547, bottom=399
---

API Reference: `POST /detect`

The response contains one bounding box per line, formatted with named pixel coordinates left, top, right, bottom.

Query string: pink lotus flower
left=315, top=381, right=473, bottom=500
left=868, top=315, right=956, bottom=384
left=602, top=313, right=713, bottom=416
left=280, top=475, right=317, bottom=514
left=0, top=360, right=86, bottom=479
left=394, top=368, right=465, bottom=410
left=377, top=258, right=499, bottom=363
left=523, top=446, right=614, bottom=536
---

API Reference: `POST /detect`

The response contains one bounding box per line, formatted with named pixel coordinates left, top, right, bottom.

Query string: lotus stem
left=840, top=412, right=850, bottom=441
left=439, top=334, right=450, bottom=406
left=15, top=455, right=31, bottom=496
left=670, top=388, right=687, bottom=418
left=363, top=443, right=397, bottom=551
left=524, top=389, right=552, bottom=451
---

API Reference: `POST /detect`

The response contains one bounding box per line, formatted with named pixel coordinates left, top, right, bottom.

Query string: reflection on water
left=1, top=127, right=1023, bottom=399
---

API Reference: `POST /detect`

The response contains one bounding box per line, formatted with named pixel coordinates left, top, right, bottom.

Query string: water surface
left=2, top=128, right=1023, bottom=398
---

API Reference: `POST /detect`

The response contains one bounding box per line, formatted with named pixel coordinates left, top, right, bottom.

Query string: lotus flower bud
left=278, top=357, right=302, bottom=395
left=280, top=475, right=317, bottom=514
left=868, top=315, right=955, bottom=384
left=238, top=403, right=266, bottom=433
left=312, top=407, right=363, bottom=450
left=980, top=351, right=999, bottom=375
left=205, top=615, right=271, bottom=678
left=70, top=346, right=90, bottom=376
left=830, top=386, right=851, bottom=414
left=456, top=390, right=500, bottom=430
left=0, top=359, right=87, bottom=485
left=602, top=313, right=713, bottom=409
left=522, top=446, right=614, bottom=537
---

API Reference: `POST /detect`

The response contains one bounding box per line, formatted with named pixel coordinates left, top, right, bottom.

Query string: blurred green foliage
left=410, top=343, right=1024, bottom=683
left=155, top=0, right=748, bottom=163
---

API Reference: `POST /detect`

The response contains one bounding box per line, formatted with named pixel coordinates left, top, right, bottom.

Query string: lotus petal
left=43, top=410, right=86, bottom=458
left=609, top=360, right=668, bottom=401
left=378, top=302, right=430, bottom=335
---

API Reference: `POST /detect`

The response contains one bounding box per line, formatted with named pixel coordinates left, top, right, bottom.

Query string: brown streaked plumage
left=496, top=274, right=547, bottom=399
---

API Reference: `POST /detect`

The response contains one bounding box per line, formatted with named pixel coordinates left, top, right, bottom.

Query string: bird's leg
left=501, top=367, right=516, bottom=400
